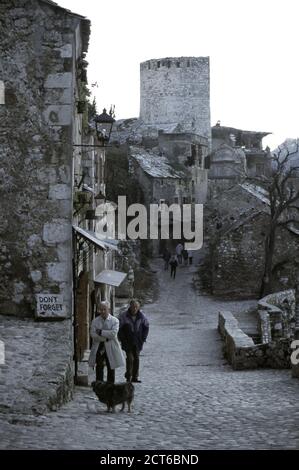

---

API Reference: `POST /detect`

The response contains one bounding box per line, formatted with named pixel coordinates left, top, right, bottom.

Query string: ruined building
left=208, top=123, right=272, bottom=196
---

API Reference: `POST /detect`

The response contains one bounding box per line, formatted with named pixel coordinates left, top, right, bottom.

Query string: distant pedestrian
left=169, top=255, right=178, bottom=279
left=182, top=248, right=188, bottom=266
left=188, top=250, right=193, bottom=265
left=176, top=243, right=183, bottom=264
left=163, top=248, right=171, bottom=270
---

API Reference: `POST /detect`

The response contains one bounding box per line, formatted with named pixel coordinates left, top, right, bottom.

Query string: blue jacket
left=118, top=309, right=149, bottom=352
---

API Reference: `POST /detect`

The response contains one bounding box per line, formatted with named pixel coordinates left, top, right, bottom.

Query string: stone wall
left=140, top=57, right=211, bottom=146
left=258, top=290, right=296, bottom=340
left=211, top=218, right=299, bottom=298
left=204, top=183, right=299, bottom=298
left=0, top=0, right=89, bottom=317
left=218, top=311, right=293, bottom=370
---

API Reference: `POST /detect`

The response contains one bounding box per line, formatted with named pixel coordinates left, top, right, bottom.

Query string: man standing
left=88, top=301, right=125, bottom=383
left=118, top=300, right=149, bottom=383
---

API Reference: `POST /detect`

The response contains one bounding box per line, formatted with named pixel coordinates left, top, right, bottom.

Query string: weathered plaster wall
left=0, top=0, right=87, bottom=317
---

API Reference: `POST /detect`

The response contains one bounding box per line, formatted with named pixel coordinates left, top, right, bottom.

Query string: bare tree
left=251, top=142, right=299, bottom=297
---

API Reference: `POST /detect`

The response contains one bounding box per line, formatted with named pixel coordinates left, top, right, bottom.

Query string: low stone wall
left=218, top=311, right=292, bottom=370
left=218, top=311, right=255, bottom=369
left=291, top=335, right=299, bottom=378
left=258, top=289, right=296, bottom=341
left=292, top=361, right=299, bottom=378
left=258, top=310, right=271, bottom=343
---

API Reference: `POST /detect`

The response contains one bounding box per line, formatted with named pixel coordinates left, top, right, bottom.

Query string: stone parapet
left=218, top=310, right=292, bottom=370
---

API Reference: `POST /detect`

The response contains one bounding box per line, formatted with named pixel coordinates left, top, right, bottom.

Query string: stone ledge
left=218, top=310, right=292, bottom=370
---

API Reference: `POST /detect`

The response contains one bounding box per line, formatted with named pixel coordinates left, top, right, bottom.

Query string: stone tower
left=140, top=57, right=211, bottom=144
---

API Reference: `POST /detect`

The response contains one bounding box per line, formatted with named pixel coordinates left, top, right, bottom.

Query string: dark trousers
left=96, top=348, right=115, bottom=383
left=125, top=346, right=140, bottom=381
left=170, top=266, right=176, bottom=278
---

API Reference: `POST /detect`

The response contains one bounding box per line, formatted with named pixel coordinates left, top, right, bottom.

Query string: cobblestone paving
left=1, top=260, right=299, bottom=450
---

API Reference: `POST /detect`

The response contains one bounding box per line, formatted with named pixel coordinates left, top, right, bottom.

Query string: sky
left=57, top=0, right=299, bottom=150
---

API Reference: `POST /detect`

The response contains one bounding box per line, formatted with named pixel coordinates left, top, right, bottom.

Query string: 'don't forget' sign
left=36, top=293, right=66, bottom=319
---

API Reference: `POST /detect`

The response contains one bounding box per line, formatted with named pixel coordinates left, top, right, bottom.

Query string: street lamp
left=94, top=108, right=115, bottom=146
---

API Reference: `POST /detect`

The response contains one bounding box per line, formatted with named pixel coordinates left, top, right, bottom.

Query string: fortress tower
left=140, top=57, right=211, bottom=144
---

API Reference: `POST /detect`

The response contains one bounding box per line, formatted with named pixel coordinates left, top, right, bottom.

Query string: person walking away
left=118, top=300, right=149, bottom=383
left=163, top=248, right=171, bottom=270
left=188, top=249, right=193, bottom=265
left=88, top=301, right=125, bottom=383
left=182, top=248, right=188, bottom=266
left=169, top=255, right=178, bottom=279
left=176, top=242, right=183, bottom=264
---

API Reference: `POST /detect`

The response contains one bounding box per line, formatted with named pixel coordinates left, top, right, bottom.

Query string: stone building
left=0, top=0, right=92, bottom=318
left=209, top=123, right=271, bottom=181
left=0, top=1, right=126, bottom=387
left=140, top=57, right=211, bottom=146
left=127, top=129, right=209, bottom=255
left=108, top=57, right=211, bottom=255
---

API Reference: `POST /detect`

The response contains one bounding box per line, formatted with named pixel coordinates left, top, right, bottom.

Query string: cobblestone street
left=1, top=259, right=299, bottom=450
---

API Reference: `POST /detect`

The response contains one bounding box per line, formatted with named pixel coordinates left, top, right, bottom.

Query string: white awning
left=73, top=226, right=119, bottom=251
left=94, top=270, right=127, bottom=287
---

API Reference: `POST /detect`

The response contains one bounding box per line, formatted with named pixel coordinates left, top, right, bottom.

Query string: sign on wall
left=36, top=293, right=66, bottom=319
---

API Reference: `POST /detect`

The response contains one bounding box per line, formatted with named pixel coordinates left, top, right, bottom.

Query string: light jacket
left=88, top=314, right=125, bottom=369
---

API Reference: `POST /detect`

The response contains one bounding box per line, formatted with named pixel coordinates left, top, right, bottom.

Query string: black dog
left=91, top=381, right=134, bottom=413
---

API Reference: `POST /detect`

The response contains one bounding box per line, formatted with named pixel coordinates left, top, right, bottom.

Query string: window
left=174, top=197, right=179, bottom=204
left=176, top=61, right=180, bottom=68
left=157, top=61, right=160, bottom=68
